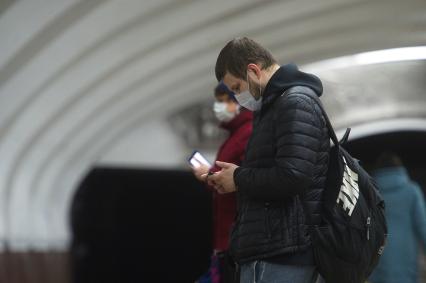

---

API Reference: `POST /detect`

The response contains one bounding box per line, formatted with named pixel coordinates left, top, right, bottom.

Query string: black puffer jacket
left=231, top=64, right=330, bottom=263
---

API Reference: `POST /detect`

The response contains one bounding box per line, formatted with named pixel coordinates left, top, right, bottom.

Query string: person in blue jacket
left=369, top=152, right=426, bottom=283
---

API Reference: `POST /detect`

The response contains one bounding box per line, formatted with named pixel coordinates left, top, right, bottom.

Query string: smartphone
left=188, top=150, right=211, bottom=168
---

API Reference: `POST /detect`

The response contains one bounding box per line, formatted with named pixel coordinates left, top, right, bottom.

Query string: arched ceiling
left=0, top=0, right=425, bottom=251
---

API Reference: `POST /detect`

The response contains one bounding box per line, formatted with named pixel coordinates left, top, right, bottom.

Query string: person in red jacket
left=193, top=83, right=253, bottom=283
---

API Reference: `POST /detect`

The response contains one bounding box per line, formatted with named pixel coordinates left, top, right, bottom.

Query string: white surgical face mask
left=234, top=72, right=262, bottom=111
left=213, top=102, right=238, bottom=122
left=234, top=90, right=262, bottom=111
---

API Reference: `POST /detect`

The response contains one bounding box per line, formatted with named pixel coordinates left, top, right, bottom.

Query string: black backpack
left=305, top=92, right=388, bottom=283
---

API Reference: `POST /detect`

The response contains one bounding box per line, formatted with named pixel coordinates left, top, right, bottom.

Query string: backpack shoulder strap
left=282, top=86, right=344, bottom=147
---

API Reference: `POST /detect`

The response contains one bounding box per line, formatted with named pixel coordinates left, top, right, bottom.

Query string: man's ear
left=247, top=63, right=262, bottom=79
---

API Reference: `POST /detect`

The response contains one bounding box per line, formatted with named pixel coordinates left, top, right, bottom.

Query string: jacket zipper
left=264, top=202, right=271, bottom=238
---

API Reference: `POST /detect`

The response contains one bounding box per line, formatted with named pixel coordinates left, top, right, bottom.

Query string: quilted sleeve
left=234, top=93, right=323, bottom=201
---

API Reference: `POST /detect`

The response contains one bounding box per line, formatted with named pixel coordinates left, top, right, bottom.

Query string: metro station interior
left=0, top=0, right=425, bottom=282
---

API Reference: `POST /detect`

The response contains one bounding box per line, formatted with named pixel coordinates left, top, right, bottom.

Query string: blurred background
left=0, top=0, right=425, bottom=282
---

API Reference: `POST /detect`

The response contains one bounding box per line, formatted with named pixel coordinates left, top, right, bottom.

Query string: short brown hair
left=215, top=37, right=277, bottom=81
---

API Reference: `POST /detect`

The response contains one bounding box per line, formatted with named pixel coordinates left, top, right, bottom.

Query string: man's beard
left=247, top=77, right=262, bottom=100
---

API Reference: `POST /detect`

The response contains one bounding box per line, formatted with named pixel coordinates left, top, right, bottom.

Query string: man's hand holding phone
left=188, top=151, right=238, bottom=193
left=203, top=161, right=239, bottom=194
left=189, top=150, right=213, bottom=183
left=192, top=164, right=210, bottom=182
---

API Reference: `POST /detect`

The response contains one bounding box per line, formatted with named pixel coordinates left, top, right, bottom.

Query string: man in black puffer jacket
left=206, top=38, right=330, bottom=283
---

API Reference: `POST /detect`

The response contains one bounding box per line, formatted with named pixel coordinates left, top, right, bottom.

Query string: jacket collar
left=259, top=64, right=323, bottom=114
left=220, top=109, right=253, bottom=133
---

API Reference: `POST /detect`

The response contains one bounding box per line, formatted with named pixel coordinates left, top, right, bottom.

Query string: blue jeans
left=240, top=261, right=318, bottom=283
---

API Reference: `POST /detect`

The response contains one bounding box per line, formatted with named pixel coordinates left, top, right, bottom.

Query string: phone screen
left=188, top=151, right=211, bottom=168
